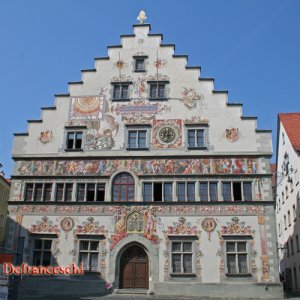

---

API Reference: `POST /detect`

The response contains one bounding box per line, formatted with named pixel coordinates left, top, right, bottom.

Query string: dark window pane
left=66, top=133, right=74, bottom=149
left=209, top=182, right=218, bottom=201
left=187, top=183, right=195, bottom=201
left=96, top=183, right=105, bottom=201
left=34, top=183, right=43, bottom=201
left=227, top=254, right=236, bottom=273
left=143, top=183, right=152, bottom=201
left=158, top=84, right=165, bottom=98
left=79, top=253, right=89, bottom=270
left=77, top=183, right=85, bottom=202
left=90, top=241, right=99, bottom=251
left=188, top=130, right=195, bottom=147
left=164, top=183, right=173, bottom=201
left=233, top=182, right=242, bottom=201
left=90, top=253, right=98, bottom=272
left=183, top=242, right=192, bottom=252
left=172, top=254, right=181, bottom=273
left=55, top=183, right=64, bottom=201
left=121, top=85, right=129, bottom=99
left=44, top=240, right=52, bottom=250
left=150, top=84, right=157, bottom=98
left=237, top=242, right=247, bottom=252
left=243, top=182, right=252, bottom=201
left=222, top=182, right=232, bottom=201
left=172, top=242, right=181, bottom=252
left=75, top=133, right=82, bottom=149
left=177, top=183, right=186, bottom=201
left=135, top=59, right=145, bottom=71
left=43, top=183, right=52, bottom=201
left=80, top=241, right=89, bottom=250
left=138, top=131, right=147, bottom=148
left=200, top=182, right=208, bottom=201
left=128, top=131, right=137, bottom=148
left=238, top=254, right=248, bottom=273
left=86, top=183, right=95, bottom=202
left=34, top=240, right=43, bottom=249
left=113, top=85, right=121, bottom=99
left=25, top=183, right=34, bottom=201
left=33, top=251, right=41, bottom=266
left=226, top=242, right=236, bottom=252
left=183, top=254, right=192, bottom=273
left=113, top=173, right=135, bottom=201
left=65, top=183, right=73, bottom=201
left=196, top=129, right=204, bottom=147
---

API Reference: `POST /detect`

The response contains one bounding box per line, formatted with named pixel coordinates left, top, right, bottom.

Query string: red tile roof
left=279, top=113, right=300, bottom=152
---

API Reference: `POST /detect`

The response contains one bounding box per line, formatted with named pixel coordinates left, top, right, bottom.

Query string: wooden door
left=120, top=246, right=149, bottom=289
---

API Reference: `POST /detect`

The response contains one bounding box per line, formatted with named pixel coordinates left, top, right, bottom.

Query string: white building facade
left=6, top=23, right=282, bottom=298
left=276, top=113, right=300, bottom=291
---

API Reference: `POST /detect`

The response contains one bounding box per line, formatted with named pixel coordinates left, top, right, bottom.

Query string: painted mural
left=185, top=116, right=209, bottom=125
left=111, top=99, right=170, bottom=124
left=200, top=217, right=217, bottom=241
left=68, top=90, right=121, bottom=150
left=152, top=119, right=183, bottom=148
left=225, top=128, right=240, bottom=142
left=163, top=216, right=199, bottom=236
left=76, top=217, right=106, bottom=235
left=29, top=216, right=60, bottom=234
left=154, top=58, right=167, bottom=69
left=9, top=204, right=265, bottom=216
left=16, top=158, right=258, bottom=176
left=39, top=130, right=52, bottom=144
left=181, top=88, right=204, bottom=109
left=109, top=206, right=159, bottom=250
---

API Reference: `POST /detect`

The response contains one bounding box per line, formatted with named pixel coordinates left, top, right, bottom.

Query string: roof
left=279, top=113, right=300, bottom=152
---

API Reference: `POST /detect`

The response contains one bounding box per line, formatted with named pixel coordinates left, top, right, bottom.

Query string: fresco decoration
left=154, top=58, right=167, bottom=69
left=68, top=89, right=121, bottom=150
left=185, top=116, right=209, bottom=125
left=217, top=217, right=257, bottom=275
left=261, top=256, right=270, bottom=281
left=153, top=119, right=182, bottom=148
left=200, top=218, right=217, bottom=241
left=111, top=99, right=170, bottom=124
left=29, top=216, right=60, bottom=234
left=39, top=130, right=53, bottom=144
left=9, top=204, right=265, bottom=217
left=16, top=157, right=258, bottom=177
left=164, top=217, right=200, bottom=236
left=181, top=88, right=204, bottom=110
left=109, top=206, right=159, bottom=250
left=76, top=217, right=106, bottom=235
left=111, top=75, right=132, bottom=82
left=101, top=239, right=107, bottom=280
left=59, top=216, right=75, bottom=239
left=115, top=60, right=128, bottom=70
left=212, top=158, right=257, bottom=174
left=218, top=217, right=255, bottom=236
left=225, top=128, right=240, bottom=142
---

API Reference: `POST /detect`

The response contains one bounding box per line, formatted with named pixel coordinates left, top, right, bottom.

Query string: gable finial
left=137, top=10, right=147, bottom=24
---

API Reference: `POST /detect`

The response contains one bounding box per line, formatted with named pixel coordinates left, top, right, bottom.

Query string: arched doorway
left=120, top=245, right=149, bottom=289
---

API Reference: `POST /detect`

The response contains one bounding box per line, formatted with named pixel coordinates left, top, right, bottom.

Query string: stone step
left=114, top=288, right=148, bottom=295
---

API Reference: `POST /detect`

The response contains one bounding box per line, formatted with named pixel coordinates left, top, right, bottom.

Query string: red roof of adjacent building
left=279, top=113, right=300, bottom=152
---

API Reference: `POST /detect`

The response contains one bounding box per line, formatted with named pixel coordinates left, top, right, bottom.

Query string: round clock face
left=158, top=126, right=176, bottom=143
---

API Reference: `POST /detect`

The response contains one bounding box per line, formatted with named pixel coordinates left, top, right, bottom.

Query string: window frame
left=78, top=239, right=101, bottom=273
left=24, top=182, right=53, bottom=202
left=133, top=56, right=147, bottom=72
left=112, top=173, right=135, bottom=202
left=65, top=130, right=83, bottom=151
left=76, top=182, right=106, bottom=202
left=142, top=181, right=173, bottom=202
left=223, top=236, right=252, bottom=277
left=126, top=125, right=151, bottom=150
left=111, top=82, right=132, bottom=101
left=31, top=237, right=54, bottom=267
left=148, top=81, right=168, bottom=100
left=54, top=182, right=74, bottom=202
left=177, top=182, right=196, bottom=202
left=221, top=181, right=253, bottom=202
left=199, top=181, right=219, bottom=202
left=169, top=237, right=197, bottom=277
left=185, top=124, right=208, bottom=150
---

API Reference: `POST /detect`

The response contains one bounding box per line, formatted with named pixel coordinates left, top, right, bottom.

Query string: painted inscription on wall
left=16, top=158, right=258, bottom=176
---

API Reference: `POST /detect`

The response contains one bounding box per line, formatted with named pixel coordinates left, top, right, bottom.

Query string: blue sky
left=0, top=0, right=299, bottom=176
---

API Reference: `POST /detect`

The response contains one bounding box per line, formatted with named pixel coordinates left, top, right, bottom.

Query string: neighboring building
left=0, top=165, right=10, bottom=245
left=276, top=113, right=300, bottom=291
left=6, top=19, right=282, bottom=298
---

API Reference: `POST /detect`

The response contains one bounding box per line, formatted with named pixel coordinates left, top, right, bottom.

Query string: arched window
left=112, top=173, right=135, bottom=201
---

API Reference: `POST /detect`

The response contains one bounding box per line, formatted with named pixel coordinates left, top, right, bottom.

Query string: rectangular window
left=96, top=184, right=106, bottom=202
left=32, top=239, right=52, bottom=267
left=65, top=183, right=73, bottom=201
left=43, top=183, right=52, bottom=201
left=113, top=83, right=129, bottom=100
left=171, top=241, right=193, bottom=274
left=76, top=183, right=105, bottom=202
left=76, top=183, right=85, bottom=202
left=134, top=58, right=146, bottom=72
left=143, top=182, right=173, bottom=202
left=226, top=241, right=249, bottom=274
left=78, top=240, right=100, bottom=272
left=149, top=82, right=167, bottom=99
left=243, top=182, right=252, bottom=201
left=34, top=183, right=43, bottom=201
left=128, top=130, right=147, bottom=149
left=233, top=182, right=242, bottom=201
left=199, top=182, right=208, bottom=201
left=209, top=182, right=218, bottom=201
left=222, top=182, right=232, bottom=201
left=188, top=129, right=205, bottom=148
left=187, top=183, right=195, bottom=201
left=55, top=183, right=64, bottom=201
left=177, top=182, right=195, bottom=202
left=66, top=132, right=83, bottom=150
left=25, top=183, right=34, bottom=201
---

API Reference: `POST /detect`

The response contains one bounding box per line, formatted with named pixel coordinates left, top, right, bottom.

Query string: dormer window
left=112, top=82, right=131, bottom=101
left=134, top=56, right=147, bottom=72
left=149, top=81, right=168, bottom=100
